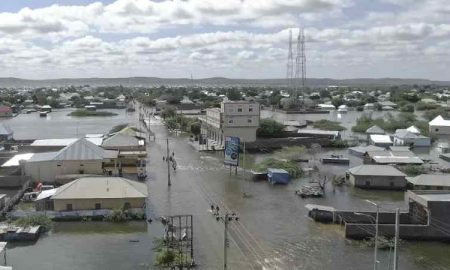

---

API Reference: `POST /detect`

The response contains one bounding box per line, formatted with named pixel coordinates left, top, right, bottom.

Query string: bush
left=423, top=108, right=449, bottom=121
left=398, top=165, right=427, bottom=176
left=313, top=119, right=346, bottom=131
left=400, top=104, right=414, bottom=112
left=257, top=119, right=285, bottom=138
left=416, top=101, right=440, bottom=111
left=68, top=110, right=118, bottom=117
left=13, top=215, right=52, bottom=231
left=254, top=158, right=301, bottom=178
left=104, top=209, right=127, bottom=222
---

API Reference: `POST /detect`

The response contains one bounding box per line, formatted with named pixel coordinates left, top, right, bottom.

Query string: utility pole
left=166, top=138, right=171, bottom=186
left=393, top=208, right=400, bottom=270
left=212, top=208, right=239, bottom=270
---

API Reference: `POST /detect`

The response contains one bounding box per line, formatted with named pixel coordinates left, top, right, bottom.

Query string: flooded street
left=1, top=108, right=450, bottom=269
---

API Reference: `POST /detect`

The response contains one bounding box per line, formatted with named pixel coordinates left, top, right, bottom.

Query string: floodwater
left=2, top=107, right=450, bottom=269
left=0, top=108, right=134, bottom=140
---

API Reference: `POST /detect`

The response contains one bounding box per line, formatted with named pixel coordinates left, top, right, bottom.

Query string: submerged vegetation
left=254, top=158, right=302, bottom=178
left=68, top=110, right=118, bottom=117
left=313, top=119, right=346, bottom=131
left=13, top=215, right=52, bottom=231
left=352, top=112, right=429, bottom=135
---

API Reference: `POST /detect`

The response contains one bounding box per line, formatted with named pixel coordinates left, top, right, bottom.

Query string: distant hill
left=0, top=77, right=449, bottom=88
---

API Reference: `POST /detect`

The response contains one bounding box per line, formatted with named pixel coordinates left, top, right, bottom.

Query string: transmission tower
left=286, top=30, right=294, bottom=92
left=294, top=28, right=306, bottom=105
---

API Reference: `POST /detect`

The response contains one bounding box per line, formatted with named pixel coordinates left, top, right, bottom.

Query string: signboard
left=224, top=136, right=240, bottom=166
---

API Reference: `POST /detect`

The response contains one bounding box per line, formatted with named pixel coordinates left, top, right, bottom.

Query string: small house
left=406, top=174, right=450, bottom=190
left=348, top=145, right=384, bottom=157
left=364, top=103, right=374, bottom=110
left=369, top=134, right=393, bottom=148
left=51, top=177, right=147, bottom=211
left=429, top=115, right=450, bottom=135
left=393, top=129, right=431, bottom=147
left=24, top=138, right=118, bottom=183
left=365, top=125, right=385, bottom=140
left=267, top=168, right=290, bottom=185
left=347, top=164, right=406, bottom=190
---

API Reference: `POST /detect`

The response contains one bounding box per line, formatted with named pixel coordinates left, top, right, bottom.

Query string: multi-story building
left=199, top=99, right=260, bottom=146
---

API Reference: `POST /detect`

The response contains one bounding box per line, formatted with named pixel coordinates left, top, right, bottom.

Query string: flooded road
left=2, top=106, right=450, bottom=269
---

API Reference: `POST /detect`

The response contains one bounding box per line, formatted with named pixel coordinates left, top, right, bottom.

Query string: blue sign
left=224, top=136, right=240, bottom=166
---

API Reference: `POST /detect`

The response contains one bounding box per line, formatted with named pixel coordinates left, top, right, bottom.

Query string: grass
left=313, top=119, right=346, bottom=131
left=68, top=110, right=118, bottom=117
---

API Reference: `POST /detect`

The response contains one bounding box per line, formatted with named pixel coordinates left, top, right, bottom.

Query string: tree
left=161, top=105, right=177, bottom=119
left=257, top=119, right=284, bottom=138
left=189, top=122, right=201, bottom=136
left=227, top=88, right=242, bottom=101
left=319, top=89, right=331, bottom=99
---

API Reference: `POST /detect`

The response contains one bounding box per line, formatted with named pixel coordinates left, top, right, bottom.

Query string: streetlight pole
left=366, top=200, right=379, bottom=270
left=211, top=208, right=239, bottom=270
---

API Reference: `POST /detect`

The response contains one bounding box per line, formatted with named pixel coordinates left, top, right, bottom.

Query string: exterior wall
left=53, top=197, right=145, bottom=211
left=351, top=174, right=406, bottom=189
left=412, top=184, right=450, bottom=190
left=429, top=125, right=450, bottom=135
left=394, top=137, right=431, bottom=147
left=205, top=108, right=221, bottom=129
left=223, top=127, right=257, bottom=143
left=221, top=102, right=260, bottom=129
left=25, top=160, right=103, bottom=183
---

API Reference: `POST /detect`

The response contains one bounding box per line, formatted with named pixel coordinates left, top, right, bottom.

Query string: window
left=248, top=119, right=252, bottom=123
left=95, top=203, right=101, bottom=209
left=435, top=128, right=439, bottom=132
left=390, top=182, right=394, bottom=187
left=66, top=204, right=73, bottom=211
left=249, top=108, right=253, bottom=112
left=365, top=181, right=370, bottom=186
left=237, top=108, right=242, bottom=112
left=228, top=120, right=233, bottom=124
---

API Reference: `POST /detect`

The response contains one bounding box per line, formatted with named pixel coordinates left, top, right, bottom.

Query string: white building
left=369, top=134, right=393, bottom=147
left=393, top=129, right=431, bottom=147
left=429, top=115, right=450, bottom=135
left=200, top=99, right=260, bottom=145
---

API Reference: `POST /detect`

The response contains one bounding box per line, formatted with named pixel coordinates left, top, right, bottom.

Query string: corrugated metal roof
left=1, top=153, right=34, bottom=167
left=31, top=137, right=103, bottom=146
left=372, top=156, right=424, bottom=164
left=52, top=177, right=147, bottom=200
left=348, top=165, right=406, bottom=176
left=370, top=134, right=392, bottom=143
left=406, top=174, right=450, bottom=187
left=28, top=138, right=117, bottom=162
left=102, top=133, right=139, bottom=148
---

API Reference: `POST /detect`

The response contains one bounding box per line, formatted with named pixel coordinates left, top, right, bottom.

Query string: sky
left=0, top=0, right=449, bottom=80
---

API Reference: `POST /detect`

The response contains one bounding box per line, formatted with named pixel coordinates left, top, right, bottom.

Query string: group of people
left=163, top=151, right=177, bottom=171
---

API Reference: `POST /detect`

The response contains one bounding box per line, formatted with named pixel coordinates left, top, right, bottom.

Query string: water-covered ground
left=2, top=107, right=450, bottom=269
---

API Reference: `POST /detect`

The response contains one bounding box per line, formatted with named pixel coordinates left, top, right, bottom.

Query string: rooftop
left=348, top=164, right=406, bottom=176
left=365, top=125, right=385, bottom=134
left=52, top=177, right=147, bottom=200
left=429, top=115, right=450, bottom=127
left=31, top=137, right=103, bottom=147
left=369, top=134, right=392, bottom=144
left=406, top=174, right=450, bottom=187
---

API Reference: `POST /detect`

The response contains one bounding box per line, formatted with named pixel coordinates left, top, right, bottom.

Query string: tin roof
left=52, top=177, right=147, bottom=200
left=348, top=165, right=406, bottom=176
left=406, top=174, right=450, bottom=187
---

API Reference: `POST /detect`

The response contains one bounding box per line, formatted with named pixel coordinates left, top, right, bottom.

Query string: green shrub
left=254, top=158, right=301, bottom=178
left=104, top=209, right=127, bottom=222
left=257, top=119, right=285, bottom=138
left=312, top=119, right=346, bottom=131
left=68, top=110, right=118, bottom=117
left=13, top=215, right=52, bottom=231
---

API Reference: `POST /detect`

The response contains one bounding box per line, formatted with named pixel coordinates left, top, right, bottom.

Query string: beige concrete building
left=199, top=99, right=260, bottom=145
left=24, top=138, right=118, bottom=183
left=51, top=177, right=147, bottom=211
left=348, top=164, right=407, bottom=190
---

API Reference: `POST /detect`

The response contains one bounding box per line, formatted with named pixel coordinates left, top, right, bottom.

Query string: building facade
left=200, top=100, right=260, bottom=145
